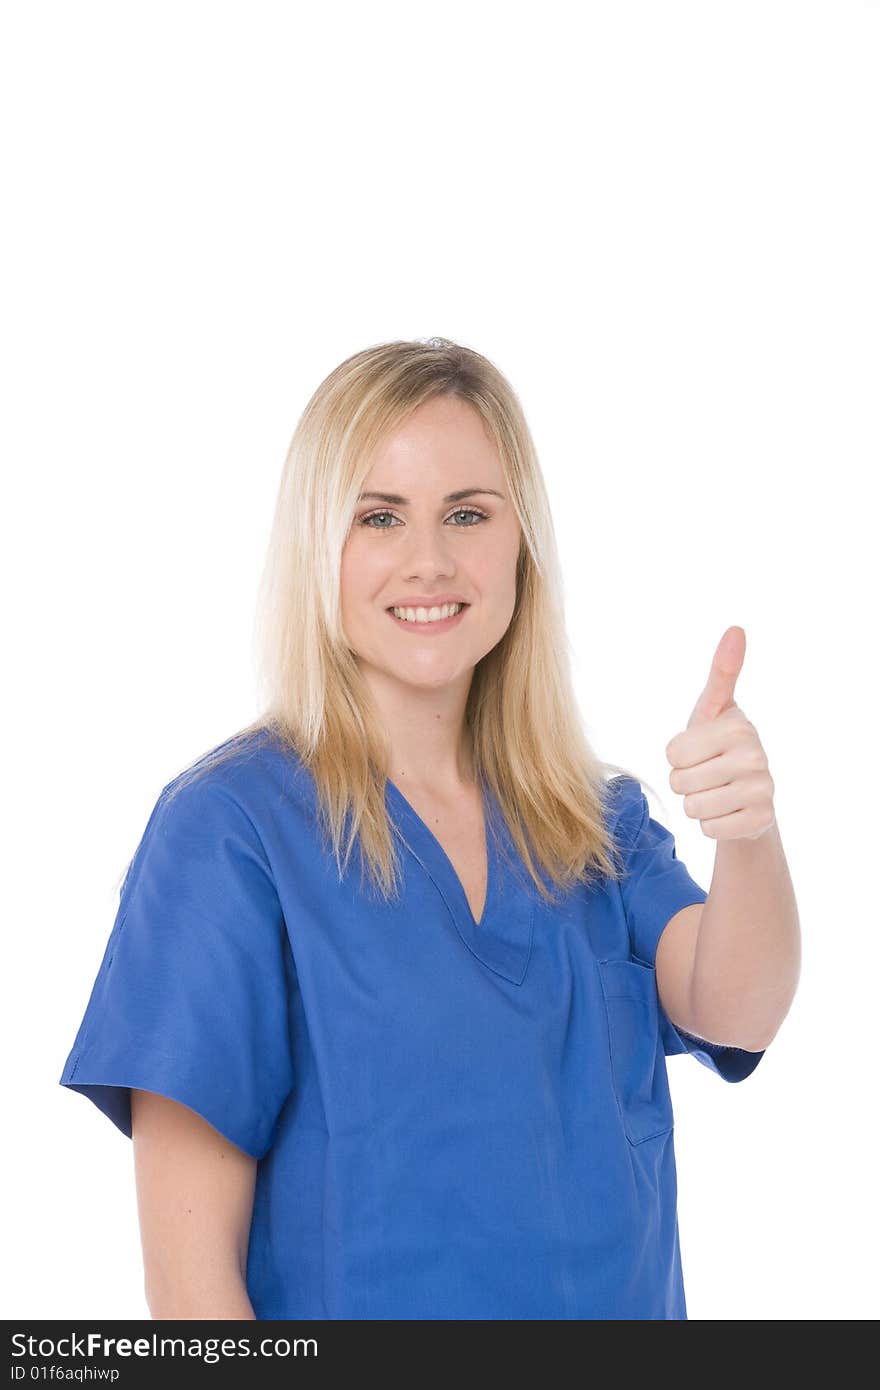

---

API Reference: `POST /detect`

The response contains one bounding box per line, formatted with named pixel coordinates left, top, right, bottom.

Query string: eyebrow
left=357, top=487, right=506, bottom=504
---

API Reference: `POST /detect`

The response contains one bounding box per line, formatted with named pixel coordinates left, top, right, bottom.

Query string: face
left=340, top=394, right=522, bottom=694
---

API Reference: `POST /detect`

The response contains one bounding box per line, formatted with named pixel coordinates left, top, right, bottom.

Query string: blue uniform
left=59, top=729, right=764, bottom=1319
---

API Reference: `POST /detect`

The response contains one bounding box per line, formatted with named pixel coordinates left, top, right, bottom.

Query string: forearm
left=147, top=1276, right=256, bottom=1320
left=689, top=818, right=801, bottom=1051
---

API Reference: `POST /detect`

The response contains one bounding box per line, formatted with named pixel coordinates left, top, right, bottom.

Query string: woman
left=59, top=337, right=772, bottom=1320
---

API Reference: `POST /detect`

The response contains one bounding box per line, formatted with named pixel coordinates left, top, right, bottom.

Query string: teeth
left=390, top=603, right=464, bottom=624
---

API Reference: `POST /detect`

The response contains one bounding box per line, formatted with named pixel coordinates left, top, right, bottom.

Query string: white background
left=3, top=0, right=877, bottom=1321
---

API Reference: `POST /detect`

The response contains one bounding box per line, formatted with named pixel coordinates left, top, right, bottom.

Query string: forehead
left=364, top=396, right=504, bottom=490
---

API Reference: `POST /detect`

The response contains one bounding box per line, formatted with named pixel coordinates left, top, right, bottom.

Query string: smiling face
left=340, top=394, right=521, bottom=695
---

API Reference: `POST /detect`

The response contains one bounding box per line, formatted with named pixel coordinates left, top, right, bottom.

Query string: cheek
left=340, top=537, right=383, bottom=606
left=474, top=533, right=520, bottom=609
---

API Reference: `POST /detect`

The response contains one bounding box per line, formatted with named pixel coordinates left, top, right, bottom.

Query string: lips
left=385, top=602, right=469, bottom=613
left=385, top=603, right=470, bottom=633
left=385, top=599, right=469, bottom=610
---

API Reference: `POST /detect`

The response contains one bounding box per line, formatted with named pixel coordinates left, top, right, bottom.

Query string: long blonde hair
left=164, top=337, right=650, bottom=907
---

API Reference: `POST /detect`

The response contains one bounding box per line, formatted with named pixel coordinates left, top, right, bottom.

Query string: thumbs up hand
left=664, top=626, right=776, bottom=842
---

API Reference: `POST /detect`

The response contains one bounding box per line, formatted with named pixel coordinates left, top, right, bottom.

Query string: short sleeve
left=59, top=774, right=296, bottom=1160
left=609, top=775, right=765, bottom=1084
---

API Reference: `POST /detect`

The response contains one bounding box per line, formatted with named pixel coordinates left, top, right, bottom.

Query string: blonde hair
left=163, top=337, right=652, bottom=908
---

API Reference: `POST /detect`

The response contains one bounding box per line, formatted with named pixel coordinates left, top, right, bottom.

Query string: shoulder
left=157, top=726, right=313, bottom=830
left=121, top=731, right=299, bottom=902
left=119, top=730, right=316, bottom=899
left=603, top=774, right=648, bottom=845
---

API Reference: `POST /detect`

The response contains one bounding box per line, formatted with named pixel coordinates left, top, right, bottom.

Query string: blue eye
left=358, top=507, right=488, bottom=529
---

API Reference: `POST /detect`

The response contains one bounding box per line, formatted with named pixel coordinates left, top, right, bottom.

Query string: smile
left=386, top=603, right=469, bottom=633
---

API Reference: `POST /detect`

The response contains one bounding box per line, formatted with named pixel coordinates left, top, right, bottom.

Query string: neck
left=360, top=661, right=478, bottom=794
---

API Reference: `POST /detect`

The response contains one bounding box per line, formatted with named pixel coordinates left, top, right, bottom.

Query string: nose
left=397, top=520, right=459, bottom=578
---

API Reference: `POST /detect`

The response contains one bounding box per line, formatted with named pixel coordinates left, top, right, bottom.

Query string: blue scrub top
left=59, top=729, right=764, bottom=1320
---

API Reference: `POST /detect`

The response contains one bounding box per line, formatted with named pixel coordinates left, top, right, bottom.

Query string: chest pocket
left=597, top=957, right=674, bottom=1146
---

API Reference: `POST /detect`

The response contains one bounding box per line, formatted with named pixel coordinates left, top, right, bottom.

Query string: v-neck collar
left=384, top=776, right=534, bottom=985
